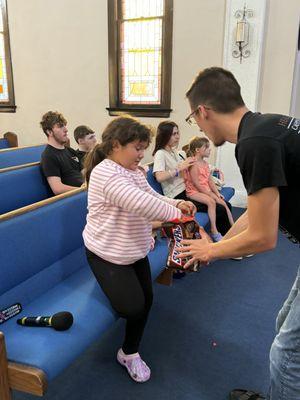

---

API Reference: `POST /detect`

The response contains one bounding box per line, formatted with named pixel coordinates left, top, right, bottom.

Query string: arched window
left=107, top=0, right=173, bottom=117
left=0, top=0, right=15, bottom=112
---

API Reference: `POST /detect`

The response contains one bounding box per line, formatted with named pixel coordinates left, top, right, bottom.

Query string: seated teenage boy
left=40, top=111, right=84, bottom=195
left=73, top=125, right=97, bottom=168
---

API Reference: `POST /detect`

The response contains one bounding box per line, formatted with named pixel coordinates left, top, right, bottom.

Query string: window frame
left=0, top=0, right=15, bottom=113
left=107, top=0, right=173, bottom=118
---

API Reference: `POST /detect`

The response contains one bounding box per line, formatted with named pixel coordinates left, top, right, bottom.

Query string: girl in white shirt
left=83, top=116, right=195, bottom=383
left=153, top=121, right=195, bottom=199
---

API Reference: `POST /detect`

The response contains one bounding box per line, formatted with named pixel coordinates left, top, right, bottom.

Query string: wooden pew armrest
left=0, top=332, right=47, bottom=398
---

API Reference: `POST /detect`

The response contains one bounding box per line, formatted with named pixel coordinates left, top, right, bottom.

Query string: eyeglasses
left=185, top=108, right=199, bottom=126
left=185, top=105, right=212, bottom=126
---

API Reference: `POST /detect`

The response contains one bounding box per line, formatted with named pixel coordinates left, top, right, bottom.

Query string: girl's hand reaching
left=177, top=157, right=196, bottom=171
left=176, top=200, right=197, bottom=215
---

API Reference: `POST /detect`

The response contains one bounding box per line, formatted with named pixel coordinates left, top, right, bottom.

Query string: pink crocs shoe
left=117, top=348, right=151, bottom=383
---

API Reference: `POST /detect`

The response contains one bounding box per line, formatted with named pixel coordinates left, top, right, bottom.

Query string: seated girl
left=184, top=136, right=234, bottom=242
left=152, top=121, right=195, bottom=200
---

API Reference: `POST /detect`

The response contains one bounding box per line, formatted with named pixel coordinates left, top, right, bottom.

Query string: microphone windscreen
left=51, top=311, right=73, bottom=331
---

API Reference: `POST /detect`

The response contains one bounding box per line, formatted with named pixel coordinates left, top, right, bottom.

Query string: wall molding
left=217, top=0, right=268, bottom=207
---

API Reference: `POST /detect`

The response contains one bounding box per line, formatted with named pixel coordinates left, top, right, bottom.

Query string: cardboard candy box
left=162, top=216, right=212, bottom=272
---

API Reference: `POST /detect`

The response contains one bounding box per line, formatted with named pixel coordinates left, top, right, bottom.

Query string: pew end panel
left=0, top=332, right=47, bottom=399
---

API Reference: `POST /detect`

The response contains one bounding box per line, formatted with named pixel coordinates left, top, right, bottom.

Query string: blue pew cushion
left=0, top=258, right=117, bottom=380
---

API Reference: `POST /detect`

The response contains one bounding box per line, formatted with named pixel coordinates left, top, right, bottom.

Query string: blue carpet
left=14, top=208, right=299, bottom=400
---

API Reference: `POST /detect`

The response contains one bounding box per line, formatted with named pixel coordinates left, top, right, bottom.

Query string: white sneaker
left=231, top=254, right=254, bottom=261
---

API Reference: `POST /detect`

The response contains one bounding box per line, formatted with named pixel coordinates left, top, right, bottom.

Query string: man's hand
left=176, top=237, right=213, bottom=269
left=177, top=200, right=197, bottom=215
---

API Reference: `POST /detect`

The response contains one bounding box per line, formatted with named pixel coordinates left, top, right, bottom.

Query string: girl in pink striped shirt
left=83, top=116, right=195, bottom=383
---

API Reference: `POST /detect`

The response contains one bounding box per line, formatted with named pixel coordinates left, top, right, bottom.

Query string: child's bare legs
left=188, top=193, right=219, bottom=234
left=210, top=192, right=235, bottom=226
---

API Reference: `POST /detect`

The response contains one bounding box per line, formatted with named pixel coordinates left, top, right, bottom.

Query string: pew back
left=0, top=144, right=46, bottom=169
left=0, top=189, right=87, bottom=307
left=0, top=138, right=10, bottom=149
left=0, top=163, right=52, bottom=215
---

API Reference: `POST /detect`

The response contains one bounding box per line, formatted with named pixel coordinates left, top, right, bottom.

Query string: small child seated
left=183, top=137, right=234, bottom=242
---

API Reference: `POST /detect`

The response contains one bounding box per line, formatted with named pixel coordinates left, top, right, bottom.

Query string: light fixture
left=232, top=5, right=253, bottom=63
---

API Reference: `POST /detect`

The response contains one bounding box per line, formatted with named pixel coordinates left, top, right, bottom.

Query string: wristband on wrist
left=168, top=169, right=177, bottom=178
left=174, top=168, right=179, bottom=177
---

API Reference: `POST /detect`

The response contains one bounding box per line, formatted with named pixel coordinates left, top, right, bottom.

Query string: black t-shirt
left=236, top=112, right=300, bottom=243
left=41, top=145, right=83, bottom=188
left=75, top=149, right=87, bottom=169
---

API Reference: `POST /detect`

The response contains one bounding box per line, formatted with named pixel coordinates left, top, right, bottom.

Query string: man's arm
left=178, top=187, right=279, bottom=265
left=47, top=176, right=80, bottom=195
left=222, top=210, right=248, bottom=240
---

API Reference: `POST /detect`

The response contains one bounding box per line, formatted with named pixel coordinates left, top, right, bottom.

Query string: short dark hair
left=40, top=111, right=67, bottom=136
left=186, top=67, right=245, bottom=113
left=74, top=125, right=95, bottom=143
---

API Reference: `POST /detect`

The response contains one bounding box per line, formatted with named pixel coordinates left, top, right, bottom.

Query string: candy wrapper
left=162, top=216, right=212, bottom=272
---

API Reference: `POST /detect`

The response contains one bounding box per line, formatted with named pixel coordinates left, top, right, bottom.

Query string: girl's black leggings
left=85, top=248, right=153, bottom=354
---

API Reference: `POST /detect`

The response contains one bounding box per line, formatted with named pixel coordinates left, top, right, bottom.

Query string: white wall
left=219, top=0, right=268, bottom=206
left=0, top=0, right=299, bottom=166
left=260, top=0, right=300, bottom=114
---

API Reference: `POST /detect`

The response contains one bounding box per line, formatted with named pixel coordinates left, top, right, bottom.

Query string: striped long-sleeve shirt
left=83, top=159, right=182, bottom=265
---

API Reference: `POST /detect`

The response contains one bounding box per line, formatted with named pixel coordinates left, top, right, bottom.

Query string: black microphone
left=17, top=311, right=73, bottom=331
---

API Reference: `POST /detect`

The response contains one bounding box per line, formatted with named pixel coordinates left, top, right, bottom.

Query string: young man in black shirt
left=73, top=125, right=97, bottom=168
left=178, top=67, right=300, bottom=400
left=40, top=111, right=84, bottom=195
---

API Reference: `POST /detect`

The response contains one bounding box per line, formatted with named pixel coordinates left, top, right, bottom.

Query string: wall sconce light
left=232, top=5, right=253, bottom=63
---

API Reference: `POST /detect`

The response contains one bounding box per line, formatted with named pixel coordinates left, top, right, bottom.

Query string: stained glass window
left=0, top=0, right=15, bottom=112
left=120, top=0, right=163, bottom=105
left=107, top=0, right=173, bottom=117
